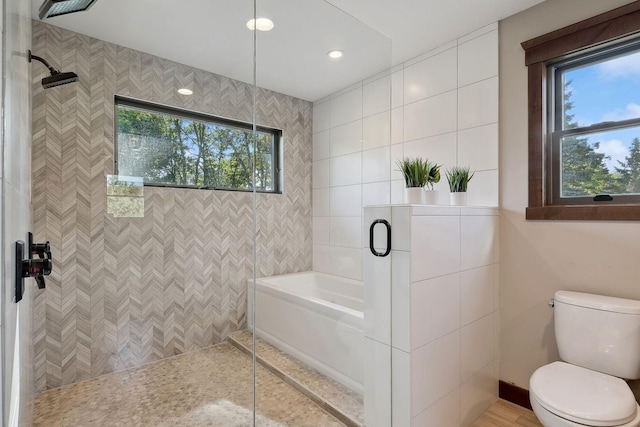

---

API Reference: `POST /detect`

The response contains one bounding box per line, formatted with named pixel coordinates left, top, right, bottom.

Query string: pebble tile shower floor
left=33, top=342, right=343, bottom=426
left=33, top=334, right=543, bottom=426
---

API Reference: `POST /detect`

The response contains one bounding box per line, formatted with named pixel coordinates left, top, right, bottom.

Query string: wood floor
left=473, top=399, right=543, bottom=426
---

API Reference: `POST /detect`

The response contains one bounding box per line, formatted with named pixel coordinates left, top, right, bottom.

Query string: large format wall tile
left=313, top=24, right=499, bottom=283
left=31, top=21, right=312, bottom=391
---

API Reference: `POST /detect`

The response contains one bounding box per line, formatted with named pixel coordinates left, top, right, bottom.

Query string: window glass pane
left=562, top=50, right=640, bottom=129
left=116, top=104, right=276, bottom=191
left=560, top=126, right=640, bottom=197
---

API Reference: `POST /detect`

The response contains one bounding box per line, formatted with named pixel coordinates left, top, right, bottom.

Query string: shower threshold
left=227, top=330, right=363, bottom=427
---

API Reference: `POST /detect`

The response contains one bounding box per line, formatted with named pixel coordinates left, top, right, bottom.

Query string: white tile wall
left=317, top=24, right=499, bottom=424
left=411, top=273, right=461, bottom=350
left=362, top=182, right=390, bottom=206
left=391, top=69, right=404, bottom=109
left=391, top=250, right=411, bottom=351
left=313, top=101, right=331, bottom=132
left=404, top=91, right=457, bottom=141
left=312, top=159, right=330, bottom=188
left=330, top=120, right=362, bottom=157
left=312, top=23, right=499, bottom=281
left=312, top=188, right=330, bottom=217
left=330, top=185, right=362, bottom=217
left=313, top=130, right=330, bottom=160
left=458, top=124, right=499, bottom=171
left=461, top=264, right=497, bottom=326
left=364, top=337, right=391, bottom=426
left=312, top=243, right=331, bottom=273
left=362, top=146, right=391, bottom=183
left=391, top=107, right=403, bottom=144
left=364, top=77, right=392, bottom=118
left=312, top=217, right=330, bottom=245
left=460, top=361, right=498, bottom=426
left=460, top=215, right=499, bottom=270
left=404, top=47, right=457, bottom=104
left=411, top=216, right=461, bottom=281
left=381, top=206, right=499, bottom=425
left=413, top=387, right=461, bottom=427
left=330, top=217, right=362, bottom=248
left=461, top=314, right=495, bottom=382
left=330, top=153, right=362, bottom=187
left=411, top=330, right=461, bottom=415
left=331, top=87, right=363, bottom=127
left=364, top=111, right=391, bottom=150
left=467, top=170, right=499, bottom=207
left=458, top=77, right=499, bottom=130
left=392, top=348, right=412, bottom=427
left=458, top=30, right=499, bottom=87
left=330, top=246, right=362, bottom=280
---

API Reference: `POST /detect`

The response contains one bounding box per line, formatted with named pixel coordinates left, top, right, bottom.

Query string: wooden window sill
left=526, top=205, right=640, bottom=221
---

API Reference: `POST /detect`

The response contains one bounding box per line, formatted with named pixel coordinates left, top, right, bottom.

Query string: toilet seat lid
left=531, top=362, right=637, bottom=427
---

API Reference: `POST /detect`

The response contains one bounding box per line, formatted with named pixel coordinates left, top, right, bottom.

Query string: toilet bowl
left=529, top=292, right=640, bottom=427
left=530, top=362, right=640, bottom=427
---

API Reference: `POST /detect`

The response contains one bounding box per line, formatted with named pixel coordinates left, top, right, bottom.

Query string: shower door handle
left=369, top=219, right=391, bottom=257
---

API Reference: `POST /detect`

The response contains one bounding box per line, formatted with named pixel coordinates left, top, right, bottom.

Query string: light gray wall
left=32, top=21, right=313, bottom=391
left=499, top=0, right=639, bottom=390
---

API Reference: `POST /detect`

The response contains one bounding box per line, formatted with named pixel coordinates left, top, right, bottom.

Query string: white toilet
left=530, top=291, right=640, bottom=427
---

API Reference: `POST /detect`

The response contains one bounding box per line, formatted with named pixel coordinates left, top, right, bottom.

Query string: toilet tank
left=554, top=291, right=640, bottom=379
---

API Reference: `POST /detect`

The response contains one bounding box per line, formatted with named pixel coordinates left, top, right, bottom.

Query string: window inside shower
left=115, top=97, right=281, bottom=193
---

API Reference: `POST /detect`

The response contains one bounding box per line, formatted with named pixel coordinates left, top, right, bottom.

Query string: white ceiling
left=31, top=0, right=544, bottom=101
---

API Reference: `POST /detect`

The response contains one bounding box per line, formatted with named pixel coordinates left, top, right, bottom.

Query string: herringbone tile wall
left=32, top=21, right=313, bottom=392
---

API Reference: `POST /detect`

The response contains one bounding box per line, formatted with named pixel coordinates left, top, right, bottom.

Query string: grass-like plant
left=396, top=157, right=441, bottom=189
left=426, top=161, right=441, bottom=190
left=446, top=166, right=475, bottom=192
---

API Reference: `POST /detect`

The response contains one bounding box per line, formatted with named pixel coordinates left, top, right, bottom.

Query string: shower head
left=41, top=71, right=79, bottom=88
left=28, top=50, right=79, bottom=89
left=39, top=0, right=98, bottom=20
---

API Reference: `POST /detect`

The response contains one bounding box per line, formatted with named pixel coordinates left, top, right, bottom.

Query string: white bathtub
left=247, top=271, right=364, bottom=395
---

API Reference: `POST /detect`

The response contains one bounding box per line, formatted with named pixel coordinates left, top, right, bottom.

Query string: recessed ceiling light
left=246, top=17, right=274, bottom=32
left=178, top=88, right=193, bottom=96
left=327, top=50, right=343, bottom=59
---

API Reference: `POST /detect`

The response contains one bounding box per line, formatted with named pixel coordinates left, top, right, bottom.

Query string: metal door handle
left=369, top=219, right=391, bottom=257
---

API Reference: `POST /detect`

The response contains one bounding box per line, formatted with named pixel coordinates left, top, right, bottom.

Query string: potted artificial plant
left=396, top=157, right=441, bottom=204
left=423, top=160, right=441, bottom=205
left=445, top=166, right=474, bottom=206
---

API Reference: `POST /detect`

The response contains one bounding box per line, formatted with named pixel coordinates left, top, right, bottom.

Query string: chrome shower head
left=28, top=50, right=79, bottom=89
left=39, top=0, right=98, bottom=20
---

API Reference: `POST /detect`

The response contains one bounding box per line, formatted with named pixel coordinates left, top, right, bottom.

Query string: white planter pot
left=423, top=189, right=438, bottom=205
left=404, top=187, right=424, bottom=204
left=449, top=192, right=467, bottom=206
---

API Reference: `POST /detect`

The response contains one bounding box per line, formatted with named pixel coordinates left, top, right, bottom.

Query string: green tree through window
left=559, top=81, right=638, bottom=198
left=116, top=100, right=280, bottom=192
left=561, top=81, right=616, bottom=196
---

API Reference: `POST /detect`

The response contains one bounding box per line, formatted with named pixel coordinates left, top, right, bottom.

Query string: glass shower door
left=30, top=1, right=261, bottom=425
left=251, top=1, right=392, bottom=424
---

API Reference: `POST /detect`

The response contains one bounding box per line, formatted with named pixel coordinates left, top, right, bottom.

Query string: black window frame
left=114, top=96, right=282, bottom=194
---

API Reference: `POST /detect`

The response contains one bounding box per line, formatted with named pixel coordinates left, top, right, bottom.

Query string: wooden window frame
left=522, top=1, right=640, bottom=220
